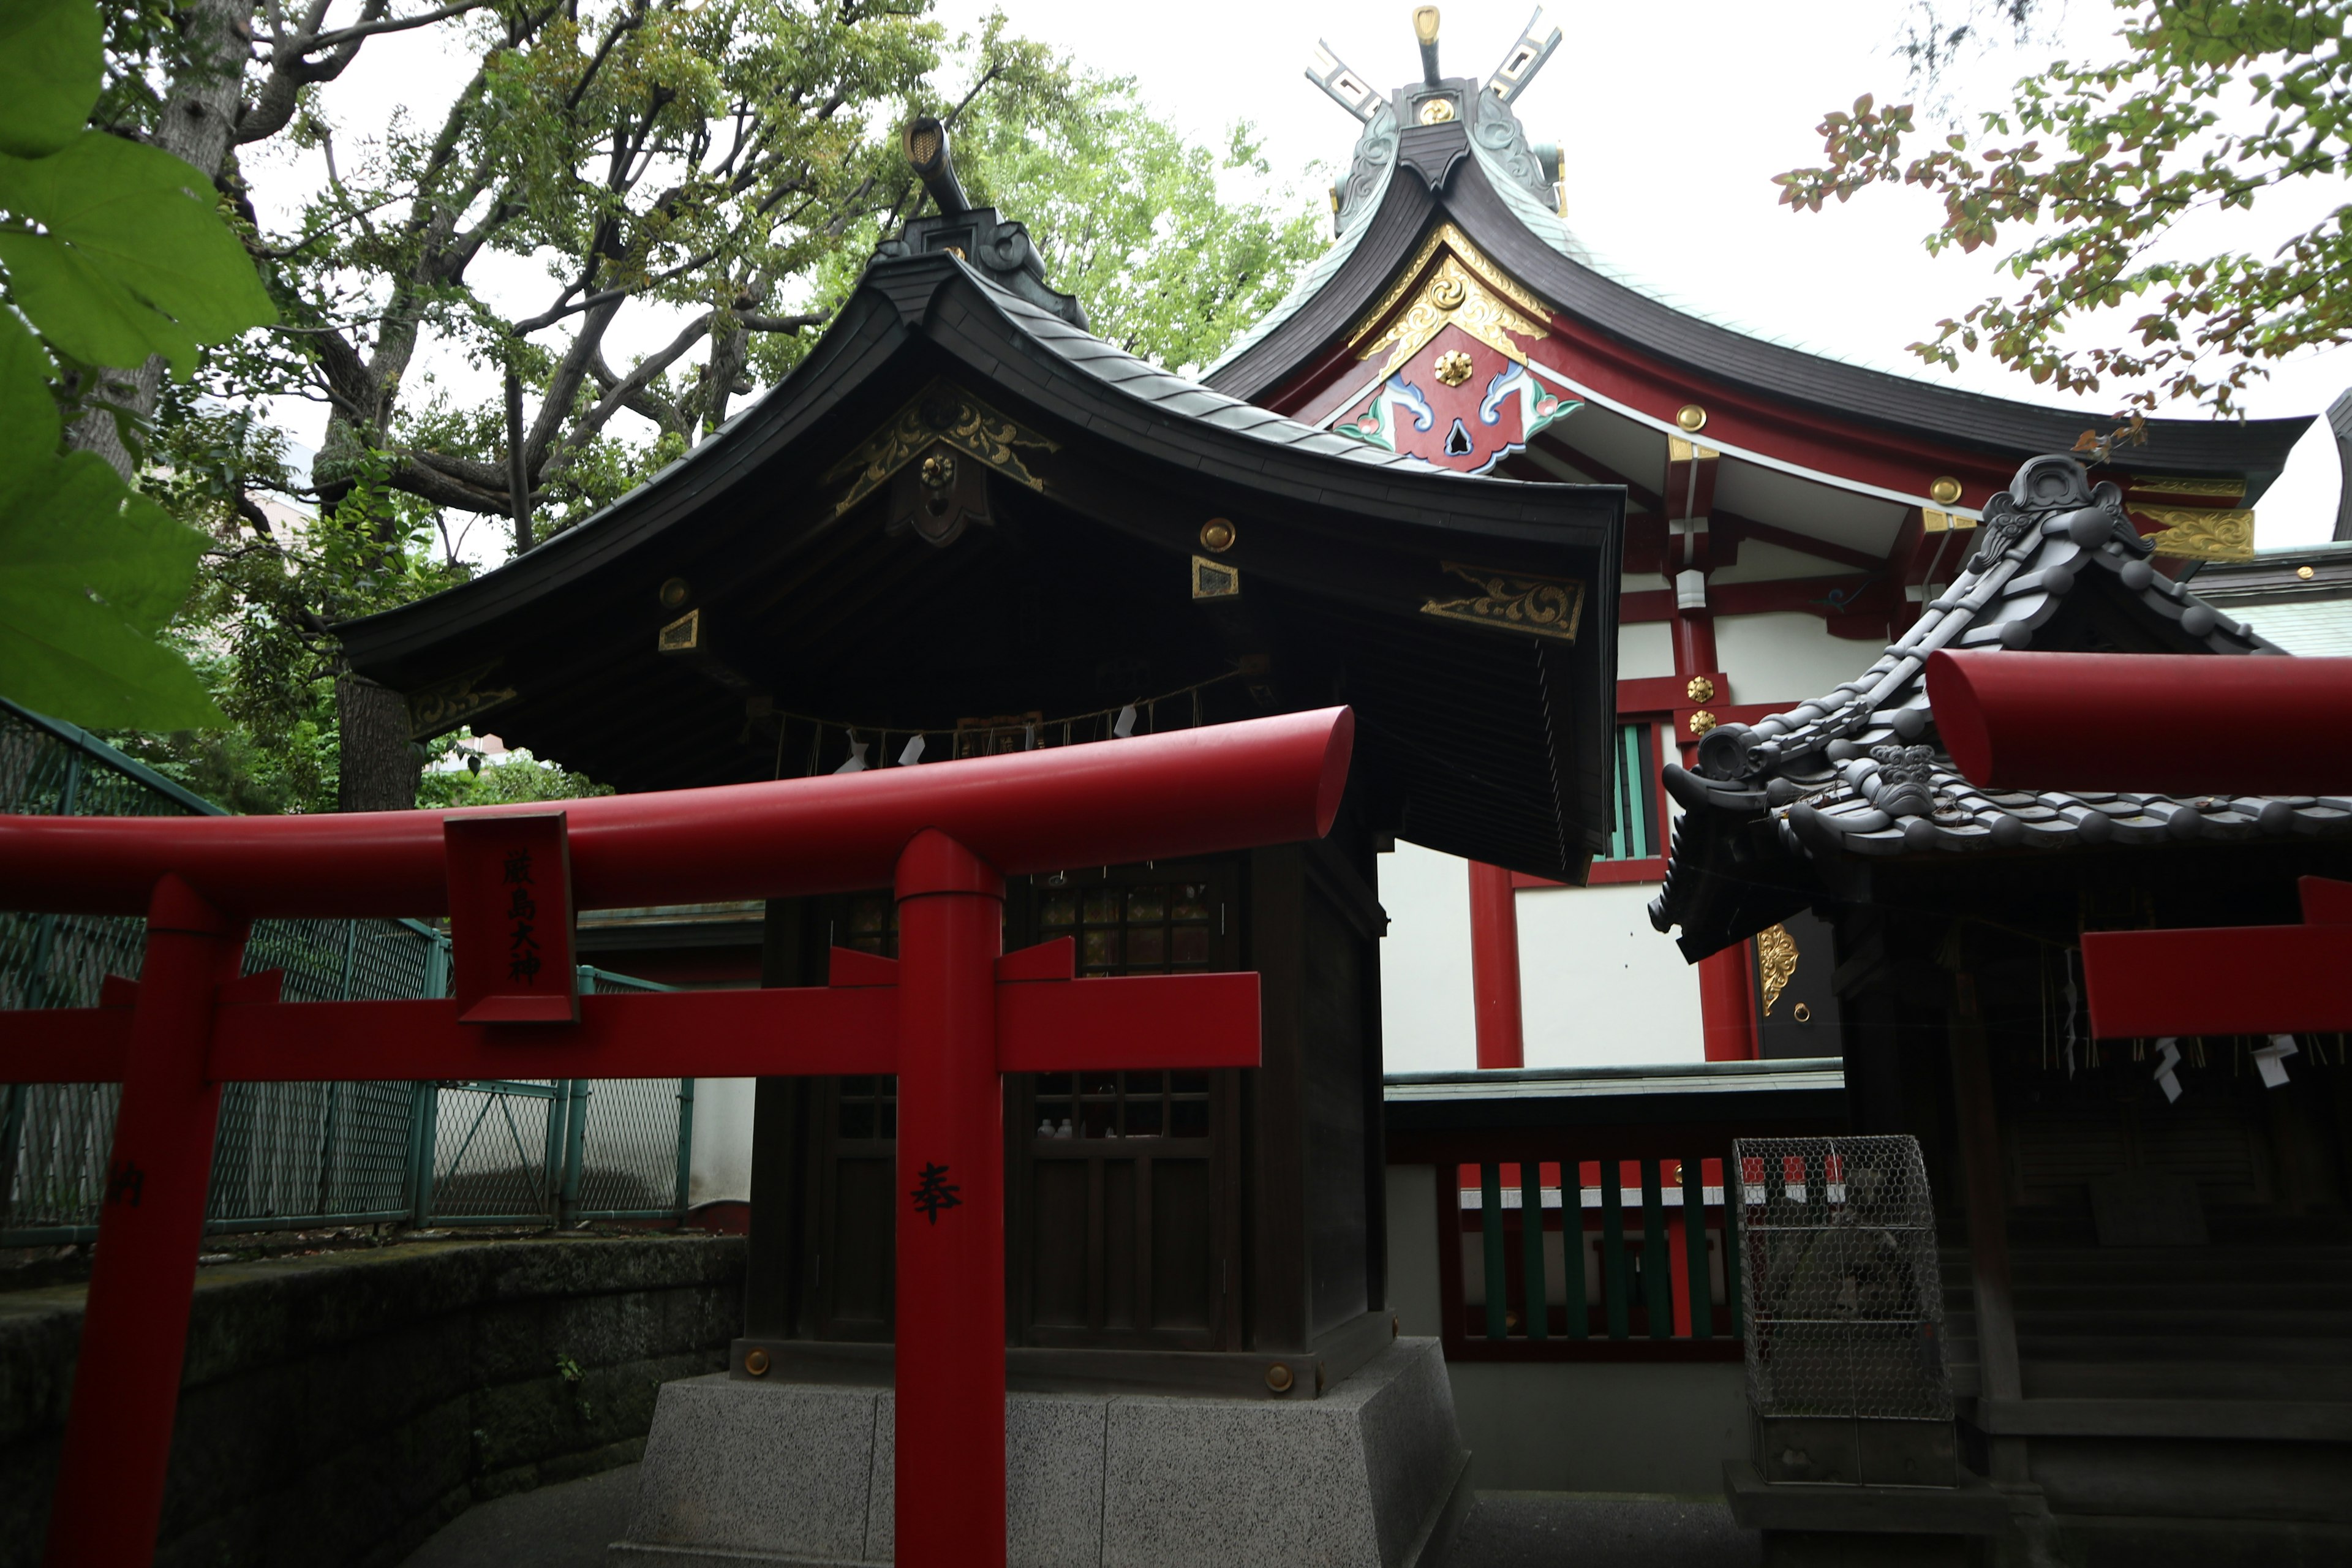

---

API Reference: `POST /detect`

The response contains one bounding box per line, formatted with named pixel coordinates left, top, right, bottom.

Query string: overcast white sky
left=273, top=1, right=2352, bottom=552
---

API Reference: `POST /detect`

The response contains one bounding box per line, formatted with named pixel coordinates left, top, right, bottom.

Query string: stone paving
left=397, top=1465, right=1762, bottom=1568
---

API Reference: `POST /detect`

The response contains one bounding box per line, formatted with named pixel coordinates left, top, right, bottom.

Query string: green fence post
left=1601, top=1159, right=1629, bottom=1340
left=405, top=1082, right=439, bottom=1227
left=556, top=1079, right=589, bottom=1228
left=1562, top=1157, right=1588, bottom=1340
left=673, top=1079, right=696, bottom=1223
left=1724, top=1150, right=1746, bottom=1339
left=1519, top=1159, right=1548, bottom=1341
left=1681, top=1156, right=1713, bottom=1340
left=1642, top=1156, right=1672, bottom=1340
left=0, top=1085, right=25, bottom=1225
left=1480, top=1163, right=1507, bottom=1341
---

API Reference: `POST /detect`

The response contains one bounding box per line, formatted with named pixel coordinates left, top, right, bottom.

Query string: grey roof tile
left=1649, top=454, right=2352, bottom=938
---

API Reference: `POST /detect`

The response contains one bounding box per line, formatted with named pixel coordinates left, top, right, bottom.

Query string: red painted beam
left=0, top=973, right=1268, bottom=1085
left=1, top=1007, right=132, bottom=1081
left=0, top=709, right=1354, bottom=919
left=1928, top=651, right=2352, bottom=796
left=996, top=972, right=1261, bottom=1071
left=2083, top=925, right=2352, bottom=1037
left=1467, top=861, right=1525, bottom=1069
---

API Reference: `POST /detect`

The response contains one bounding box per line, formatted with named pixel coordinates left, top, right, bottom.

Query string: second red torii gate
left=0, top=707, right=1354, bottom=1568
left=1924, top=650, right=2352, bottom=1039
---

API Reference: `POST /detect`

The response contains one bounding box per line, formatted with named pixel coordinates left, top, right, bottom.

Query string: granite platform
left=608, top=1336, right=1472, bottom=1567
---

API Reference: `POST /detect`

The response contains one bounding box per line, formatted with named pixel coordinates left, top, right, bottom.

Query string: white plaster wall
left=1515, top=882, right=1705, bottom=1066
left=687, top=1076, right=758, bottom=1205
left=1617, top=619, right=1676, bottom=680
left=1714, top=611, right=1881, bottom=708
left=1376, top=840, right=1478, bottom=1073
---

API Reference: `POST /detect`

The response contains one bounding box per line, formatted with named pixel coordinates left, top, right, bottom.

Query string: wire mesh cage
left=1734, top=1133, right=1955, bottom=1487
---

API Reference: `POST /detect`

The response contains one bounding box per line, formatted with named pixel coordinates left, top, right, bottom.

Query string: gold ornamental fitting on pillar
left=2299, top=565, right=2318, bottom=580
left=1687, top=709, right=1718, bottom=736
left=1675, top=404, right=1708, bottom=433
left=658, top=576, right=691, bottom=609
left=1265, top=1362, right=1295, bottom=1393
left=744, top=1348, right=771, bottom=1377
left=1685, top=675, right=1716, bottom=703
left=1928, top=475, right=1964, bottom=506
left=1199, top=518, right=1237, bottom=553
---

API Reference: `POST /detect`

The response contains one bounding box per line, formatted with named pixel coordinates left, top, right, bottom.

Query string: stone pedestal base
left=609, top=1337, right=1471, bottom=1567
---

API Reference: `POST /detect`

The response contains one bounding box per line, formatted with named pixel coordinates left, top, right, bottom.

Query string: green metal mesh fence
left=1, top=698, right=692, bottom=1243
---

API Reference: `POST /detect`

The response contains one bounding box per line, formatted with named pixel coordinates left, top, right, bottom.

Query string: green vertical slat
left=1642, top=1157, right=1672, bottom=1340
left=1681, top=1156, right=1713, bottom=1340
left=1563, top=1158, right=1588, bottom=1339
left=1480, top=1163, right=1509, bottom=1340
left=674, top=1079, right=697, bottom=1218
left=1724, top=1152, right=1746, bottom=1338
left=407, top=1082, right=439, bottom=1226
left=1601, top=1160, right=1629, bottom=1340
left=1520, top=1160, right=1548, bottom=1341
left=557, top=1080, right=590, bottom=1228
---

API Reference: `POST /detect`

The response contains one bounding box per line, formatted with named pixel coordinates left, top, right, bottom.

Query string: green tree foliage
left=0, top=0, right=274, bottom=730
left=103, top=1, right=1319, bottom=812
left=1776, top=0, right=2352, bottom=422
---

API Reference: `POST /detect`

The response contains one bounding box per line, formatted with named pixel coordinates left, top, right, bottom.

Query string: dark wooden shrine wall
left=1823, top=846, right=2352, bottom=1243
left=739, top=835, right=1390, bottom=1357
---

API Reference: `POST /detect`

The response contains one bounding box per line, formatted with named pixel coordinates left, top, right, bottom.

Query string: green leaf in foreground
left=0, top=0, right=102, bottom=160
left=0, top=447, right=224, bottom=729
left=0, top=307, right=62, bottom=473
left=0, top=133, right=277, bottom=375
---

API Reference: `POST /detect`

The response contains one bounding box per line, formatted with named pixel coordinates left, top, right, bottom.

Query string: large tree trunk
left=336, top=673, right=420, bottom=812
left=66, top=0, right=255, bottom=481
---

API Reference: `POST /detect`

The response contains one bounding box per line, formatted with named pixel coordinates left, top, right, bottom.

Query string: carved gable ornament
left=1419, top=562, right=1585, bottom=643
left=405, top=661, right=518, bottom=741
left=825, top=379, right=1060, bottom=546
left=1336, top=226, right=1576, bottom=473
left=1348, top=224, right=1550, bottom=379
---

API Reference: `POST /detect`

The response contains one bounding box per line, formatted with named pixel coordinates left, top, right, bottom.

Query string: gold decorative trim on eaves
left=1756, top=922, right=1798, bottom=1017
left=1346, top=224, right=1550, bottom=379
left=825, top=379, right=1058, bottom=518
left=1419, top=562, right=1585, bottom=643
left=2128, top=477, right=2246, bottom=502
left=404, top=662, right=517, bottom=741
left=2136, top=505, right=2256, bottom=562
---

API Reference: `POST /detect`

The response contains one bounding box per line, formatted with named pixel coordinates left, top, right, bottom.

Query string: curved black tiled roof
left=1648, top=455, right=2352, bottom=960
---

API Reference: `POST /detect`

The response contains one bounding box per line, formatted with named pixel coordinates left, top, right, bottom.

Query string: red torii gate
left=1925, top=650, right=2352, bottom=1038
left=0, top=708, right=1355, bottom=1567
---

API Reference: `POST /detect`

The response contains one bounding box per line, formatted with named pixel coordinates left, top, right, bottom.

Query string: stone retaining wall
left=0, top=1235, right=743, bottom=1568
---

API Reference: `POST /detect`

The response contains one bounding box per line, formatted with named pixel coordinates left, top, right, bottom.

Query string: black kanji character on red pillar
left=910, top=1162, right=960, bottom=1224
left=503, top=850, right=534, bottom=884
left=105, top=1158, right=144, bottom=1207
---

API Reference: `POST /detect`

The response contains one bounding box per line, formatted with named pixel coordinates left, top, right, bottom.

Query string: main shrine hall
left=323, top=9, right=2331, bottom=1567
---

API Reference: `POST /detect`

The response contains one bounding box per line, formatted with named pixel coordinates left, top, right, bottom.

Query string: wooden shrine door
left=753, top=859, right=1244, bottom=1352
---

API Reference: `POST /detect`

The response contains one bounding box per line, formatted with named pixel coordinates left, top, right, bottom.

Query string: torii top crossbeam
left=0, top=708, right=1353, bottom=917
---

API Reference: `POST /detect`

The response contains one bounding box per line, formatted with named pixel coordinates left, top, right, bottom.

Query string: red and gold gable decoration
left=1334, top=226, right=1578, bottom=473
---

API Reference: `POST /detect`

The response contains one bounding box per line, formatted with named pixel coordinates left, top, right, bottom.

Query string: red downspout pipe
left=1467, top=861, right=1525, bottom=1069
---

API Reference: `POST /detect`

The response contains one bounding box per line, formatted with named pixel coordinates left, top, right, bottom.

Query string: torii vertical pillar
left=892, top=829, right=1008, bottom=1561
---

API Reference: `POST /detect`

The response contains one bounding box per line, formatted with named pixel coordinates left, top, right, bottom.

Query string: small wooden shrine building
left=1651, top=454, right=2352, bottom=1562
left=339, top=137, right=1624, bottom=1393
left=1199, top=13, right=2310, bottom=1071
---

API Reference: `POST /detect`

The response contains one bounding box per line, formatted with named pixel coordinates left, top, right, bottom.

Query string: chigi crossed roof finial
left=1306, top=7, right=1563, bottom=123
